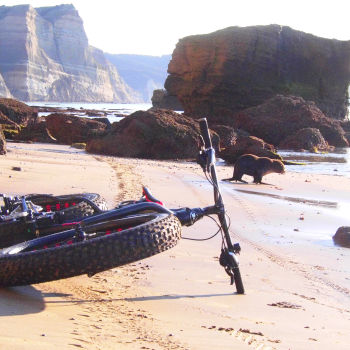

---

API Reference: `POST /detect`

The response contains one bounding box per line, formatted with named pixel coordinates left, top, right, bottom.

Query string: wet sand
left=1, top=142, right=350, bottom=349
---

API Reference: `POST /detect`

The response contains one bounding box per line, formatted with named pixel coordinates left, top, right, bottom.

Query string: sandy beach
left=0, top=142, right=350, bottom=350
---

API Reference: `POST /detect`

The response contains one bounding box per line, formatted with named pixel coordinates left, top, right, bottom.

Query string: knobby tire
left=0, top=213, right=181, bottom=287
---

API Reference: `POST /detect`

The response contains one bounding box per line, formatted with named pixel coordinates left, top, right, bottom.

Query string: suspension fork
left=198, top=118, right=235, bottom=251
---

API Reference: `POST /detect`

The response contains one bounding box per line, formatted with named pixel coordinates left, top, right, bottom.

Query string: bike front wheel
left=233, top=267, right=244, bottom=294
left=0, top=213, right=181, bottom=287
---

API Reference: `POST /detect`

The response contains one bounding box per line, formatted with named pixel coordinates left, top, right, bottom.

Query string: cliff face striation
left=165, top=25, right=350, bottom=122
left=0, top=4, right=140, bottom=102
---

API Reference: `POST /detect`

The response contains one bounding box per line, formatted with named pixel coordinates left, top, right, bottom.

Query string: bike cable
left=182, top=215, right=222, bottom=241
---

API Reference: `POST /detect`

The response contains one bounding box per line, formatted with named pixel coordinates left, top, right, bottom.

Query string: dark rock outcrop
left=87, top=109, right=201, bottom=159
left=0, top=110, right=19, bottom=130
left=210, top=124, right=250, bottom=149
left=151, top=89, right=183, bottom=111
left=340, top=120, right=350, bottom=144
left=0, top=4, right=140, bottom=102
left=15, top=118, right=56, bottom=143
left=165, top=25, right=350, bottom=122
left=279, top=128, right=332, bottom=151
left=46, top=114, right=107, bottom=144
left=0, top=125, right=6, bottom=154
left=333, top=226, right=350, bottom=248
left=234, top=95, right=349, bottom=147
left=219, top=135, right=281, bottom=164
left=0, top=98, right=37, bottom=126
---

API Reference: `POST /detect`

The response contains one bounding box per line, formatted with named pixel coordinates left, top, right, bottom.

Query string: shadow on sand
left=33, top=292, right=236, bottom=306
left=0, top=286, right=71, bottom=316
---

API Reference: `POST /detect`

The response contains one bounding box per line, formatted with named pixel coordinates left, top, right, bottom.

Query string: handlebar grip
left=199, top=118, right=212, bottom=148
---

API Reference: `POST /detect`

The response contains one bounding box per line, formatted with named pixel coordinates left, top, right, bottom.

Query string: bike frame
left=1, top=118, right=243, bottom=292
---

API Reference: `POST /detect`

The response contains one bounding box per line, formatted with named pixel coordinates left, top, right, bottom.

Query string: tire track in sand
left=222, top=186, right=350, bottom=301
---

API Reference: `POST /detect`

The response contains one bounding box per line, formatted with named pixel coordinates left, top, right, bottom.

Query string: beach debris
left=11, top=166, right=21, bottom=171
left=239, top=328, right=264, bottom=336
left=267, top=301, right=303, bottom=309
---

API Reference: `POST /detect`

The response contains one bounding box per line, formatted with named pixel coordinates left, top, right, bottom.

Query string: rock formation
left=86, top=109, right=202, bottom=159
left=165, top=25, right=350, bottom=122
left=0, top=4, right=140, bottom=102
left=333, top=226, right=350, bottom=248
left=219, top=135, right=280, bottom=164
left=45, top=113, right=107, bottom=144
left=0, top=98, right=37, bottom=126
left=279, top=128, right=332, bottom=152
left=151, top=89, right=183, bottom=110
left=0, top=125, right=6, bottom=155
left=14, top=118, right=56, bottom=143
left=233, top=95, right=348, bottom=148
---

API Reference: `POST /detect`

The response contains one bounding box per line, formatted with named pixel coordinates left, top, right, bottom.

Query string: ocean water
left=26, top=101, right=152, bottom=123
left=26, top=102, right=350, bottom=178
left=279, top=148, right=350, bottom=178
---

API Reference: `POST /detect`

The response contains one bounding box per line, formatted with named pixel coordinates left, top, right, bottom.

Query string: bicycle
left=0, top=192, right=107, bottom=248
left=0, top=118, right=245, bottom=294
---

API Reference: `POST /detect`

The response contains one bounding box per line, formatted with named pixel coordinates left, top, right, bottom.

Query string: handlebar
left=199, top=118, right=212, bottom=149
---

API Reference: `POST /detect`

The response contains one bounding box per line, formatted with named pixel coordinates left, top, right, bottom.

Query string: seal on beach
left=222, top=154, right=285, bottom=184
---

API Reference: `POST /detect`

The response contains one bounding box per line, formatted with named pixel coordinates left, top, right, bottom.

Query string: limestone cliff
left=106, top=54, right=171, bottom=102
left=0, top=4, right=140, bottom=102
left=0, top=73, right=12, bottom=98
left=165, top=25, right=350, bottom=121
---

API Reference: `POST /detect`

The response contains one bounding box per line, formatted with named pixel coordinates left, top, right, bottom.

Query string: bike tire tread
left=0, top=214, right=181, bottom=287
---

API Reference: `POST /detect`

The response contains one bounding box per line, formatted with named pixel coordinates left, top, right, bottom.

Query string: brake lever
left=219, top=247, right=241, bottom=285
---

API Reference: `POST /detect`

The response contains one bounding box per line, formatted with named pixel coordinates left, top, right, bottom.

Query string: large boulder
left=45, top=114, right=107, bottom=144
left=0, top=110, right=20, bottom=129
left=210, top=124, right=250, bottom=149
left=151, top=89, right=184, bottom=111
left=279, top=128, right=332, bottom=151
left=86, top=109, right=202, bottom=159
left=15, top=118, right=56, bottom=143
left=333, top=227, right=350, bottom=248
left=340, top=120, right=350, bottom=144
left=0, top=98, right=37, bottom=126
left=0, top=126, right=6, bottom=155
left=219, top=135, right=281, bottom=164
left=165, top=25, right=350, bottom=123
left=233, top=95, right=348, bottom=147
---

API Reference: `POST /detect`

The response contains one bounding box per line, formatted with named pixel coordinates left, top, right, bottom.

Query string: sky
left=2, top=0, right=350, bottom=56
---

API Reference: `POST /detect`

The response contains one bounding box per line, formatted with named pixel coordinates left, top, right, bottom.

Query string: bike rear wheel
left=0, top=193, right=108, bottom=249
left=27, top=193, right=108, bottom=218
left=0, top=213, right=181, bottom=287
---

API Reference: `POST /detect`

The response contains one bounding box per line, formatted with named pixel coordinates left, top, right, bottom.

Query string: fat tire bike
left=0, top=119, right=244, bottom=294
left=0, top=193, right=108, bottom=248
